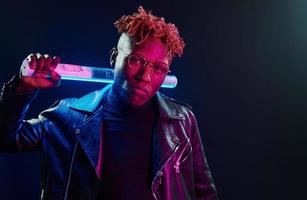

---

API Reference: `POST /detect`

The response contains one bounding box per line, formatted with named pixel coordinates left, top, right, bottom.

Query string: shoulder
left=39, top=97, right=79, bottom=120
left=159, top=92, right=193, bottom=111
left=42, top=85, right=111, bottom=115
left=168, top=97, right=193, bottom=111
left=156, top=92, right=197, bottom=123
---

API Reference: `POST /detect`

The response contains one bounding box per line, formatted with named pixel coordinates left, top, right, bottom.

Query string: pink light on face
left=117, top=37, right=171, bottom=107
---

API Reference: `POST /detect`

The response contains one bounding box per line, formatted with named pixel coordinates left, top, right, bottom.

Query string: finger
left=50, top=70, right=61, bottom=87
left=50, top=56, right=61, bottom=71
left=35, top=53, right=44, bottom=74
left=26, top=53, right=35, bottom=61
left=37, top=79, right=57, bottom=89
left=43, top=54, right=52, bottom=74
left=26, top=53, right=37, bottom=69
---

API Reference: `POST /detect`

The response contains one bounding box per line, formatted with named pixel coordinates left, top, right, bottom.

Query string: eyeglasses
left=118, top=48, right=171, bottom=75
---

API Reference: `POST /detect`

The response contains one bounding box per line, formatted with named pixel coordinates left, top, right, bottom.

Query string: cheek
left=123, top=67, right=165, bottom=94
left=150, top=77, right=166, bottom=92
left=124, top=67, right=138, bottom=83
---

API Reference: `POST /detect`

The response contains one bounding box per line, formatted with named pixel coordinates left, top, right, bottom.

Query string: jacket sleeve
left=190, top=111, right=219, bottom=200
left=0, top=76, right=43, bottom=152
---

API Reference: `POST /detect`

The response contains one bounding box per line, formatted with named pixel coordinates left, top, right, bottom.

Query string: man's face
left=113, top=35, right=172, bottom=107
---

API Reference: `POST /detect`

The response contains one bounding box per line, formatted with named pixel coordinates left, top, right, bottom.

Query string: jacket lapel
left=151, top=93, right=185, bottom=180
left=75, top=109, right=103, bottom=179
left=67, top=86, right=186, bottom=181
left=68, top=84, right=112, bottom=179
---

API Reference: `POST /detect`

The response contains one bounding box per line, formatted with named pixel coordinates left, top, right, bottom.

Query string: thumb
left=50, top=70, right=61, bottom=87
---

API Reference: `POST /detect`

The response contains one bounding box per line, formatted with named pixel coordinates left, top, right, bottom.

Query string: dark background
left=0, top=0, right=306, bottom=199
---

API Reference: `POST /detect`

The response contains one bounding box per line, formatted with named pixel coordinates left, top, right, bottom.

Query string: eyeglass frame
left=117, top=47, right=171, bottom=75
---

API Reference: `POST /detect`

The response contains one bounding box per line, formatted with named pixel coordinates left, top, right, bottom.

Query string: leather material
left=0, top=83, right=218, bottom=200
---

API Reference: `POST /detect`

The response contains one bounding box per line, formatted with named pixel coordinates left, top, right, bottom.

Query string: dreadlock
left=114, top=6, right=185, bottom=57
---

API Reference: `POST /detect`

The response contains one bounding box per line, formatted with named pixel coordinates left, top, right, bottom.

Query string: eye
left=152, top=64, right=169, bottom=74
left=128, top=55, right=143, bottom=66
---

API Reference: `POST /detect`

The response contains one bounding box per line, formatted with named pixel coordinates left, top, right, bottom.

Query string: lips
left=131, top=85, right=148, bottom=95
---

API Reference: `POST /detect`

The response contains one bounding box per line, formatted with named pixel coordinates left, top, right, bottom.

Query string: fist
left=17, top=53, right=61, bottom=92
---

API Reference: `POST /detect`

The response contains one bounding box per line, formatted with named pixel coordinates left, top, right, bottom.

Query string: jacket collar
left=68, top=84, right=112, bottom=113
left=68, top=84, right=185, bottom=120
left=154, top=92, right=186, bottom=120
left=67, top=84, right=186, bottom=181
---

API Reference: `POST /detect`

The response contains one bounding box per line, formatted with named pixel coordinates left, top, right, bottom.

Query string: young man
left=0, top=6, right=218, bottom=200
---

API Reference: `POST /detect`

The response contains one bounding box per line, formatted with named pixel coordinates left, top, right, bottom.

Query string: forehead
left=119, top=35, right=171, bottom=65
left=133, top=37, right=171, bottom=65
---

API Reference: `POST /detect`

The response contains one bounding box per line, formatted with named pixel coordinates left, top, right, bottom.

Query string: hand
left=16, top=53, right=61, bottom=93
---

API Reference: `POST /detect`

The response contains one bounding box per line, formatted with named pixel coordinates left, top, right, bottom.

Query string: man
left=0, top=6, right=218, bottom=200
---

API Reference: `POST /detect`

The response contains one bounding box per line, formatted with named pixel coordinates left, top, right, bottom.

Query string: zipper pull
left=158, top=171, right=163, bottom=184
left=174, top=162, right=180, bottom=173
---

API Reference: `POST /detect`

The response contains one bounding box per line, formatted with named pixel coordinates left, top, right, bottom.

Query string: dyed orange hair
left=114, top=6, right=185, bottom=57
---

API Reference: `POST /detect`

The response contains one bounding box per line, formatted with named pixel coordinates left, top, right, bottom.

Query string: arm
left=0, top=53, right=61, bottom=152
left=0, top=76, right=41, bottom=152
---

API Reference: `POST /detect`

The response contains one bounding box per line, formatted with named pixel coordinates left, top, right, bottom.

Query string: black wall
left=0, top=0, right=306, bottom=199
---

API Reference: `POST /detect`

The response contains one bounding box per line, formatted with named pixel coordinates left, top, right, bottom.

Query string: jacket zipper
left=64, top=142, right=78, bottom=200
left=151, top=144, right=180, bottom=200
left=174, top=141, right=192, bottom=173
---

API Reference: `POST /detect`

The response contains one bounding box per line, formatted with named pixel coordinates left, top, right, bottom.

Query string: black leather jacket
left=0, top=80, right=218, bottom=200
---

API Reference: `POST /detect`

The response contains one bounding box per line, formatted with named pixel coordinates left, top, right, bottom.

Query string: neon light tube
left=20, top=60, right=177, bottom=88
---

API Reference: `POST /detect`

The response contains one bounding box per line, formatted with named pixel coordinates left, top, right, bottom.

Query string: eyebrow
left=132, top=52, right=169, bottom=66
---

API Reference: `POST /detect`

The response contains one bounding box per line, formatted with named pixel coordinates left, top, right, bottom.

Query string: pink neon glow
left=55, top=64, right=93, bottom=78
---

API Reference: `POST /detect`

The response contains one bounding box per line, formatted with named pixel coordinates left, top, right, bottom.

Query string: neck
left=109, top=83, right=153, bottom=111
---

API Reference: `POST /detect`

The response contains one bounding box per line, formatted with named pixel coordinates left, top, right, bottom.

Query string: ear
left=109, top=47, right=118, bottom=67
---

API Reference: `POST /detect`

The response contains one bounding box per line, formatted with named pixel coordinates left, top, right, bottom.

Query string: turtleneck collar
left=103, top=83, right=154, bottom=113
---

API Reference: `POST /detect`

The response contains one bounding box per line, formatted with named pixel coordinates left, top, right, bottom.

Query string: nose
left=136, top=63, right=152, bottom=82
